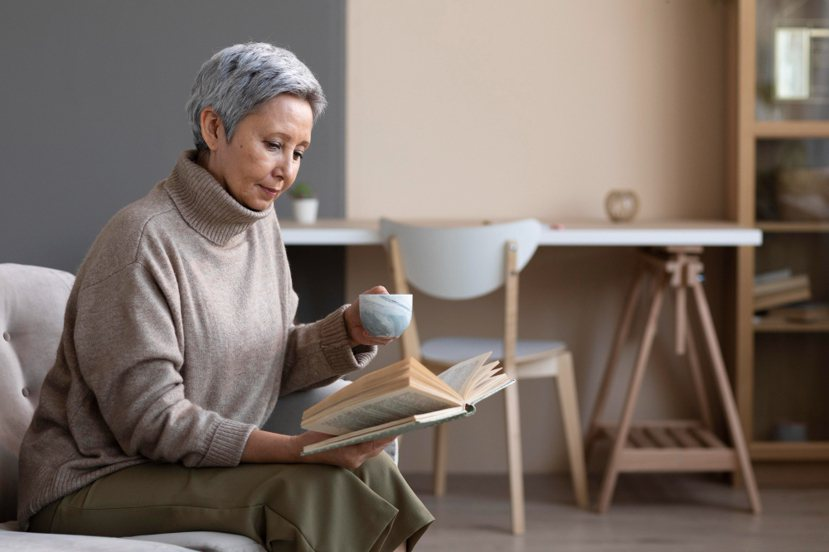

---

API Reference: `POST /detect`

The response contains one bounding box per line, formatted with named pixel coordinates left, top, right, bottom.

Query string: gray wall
left=0, top=1, right=345, bottom=276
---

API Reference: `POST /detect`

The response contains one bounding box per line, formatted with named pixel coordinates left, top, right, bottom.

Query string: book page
left=302, top=358, right=415, bottom=419
left=437, top=351, right=492, bottom=396
left=467, top=363, right=507, bottom=391
left=460, top=361, right=501, bottom=397
left=469, top=377, right=515, bottom=406
left=302, top=373, right=412, bottom=419
left=303, top=388, right=460, bottom=435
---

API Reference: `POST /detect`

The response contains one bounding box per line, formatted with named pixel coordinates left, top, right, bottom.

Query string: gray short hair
left=186, top=42, right=327, bottom=151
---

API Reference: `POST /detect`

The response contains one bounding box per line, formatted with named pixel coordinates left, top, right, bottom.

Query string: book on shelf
left=753, top=268, right=793, bottom=286
left=300, top=351, right=513, bottom=456
left=763, top=302, right=829, bottom=324
left=753, top=270, right=811, bottom=311
left=754, top=287, right=812, bottom=311
left=753, top=272, right=810, bottom=296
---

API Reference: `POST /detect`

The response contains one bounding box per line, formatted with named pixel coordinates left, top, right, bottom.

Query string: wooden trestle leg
left=587, top=247, right=761, bottom=514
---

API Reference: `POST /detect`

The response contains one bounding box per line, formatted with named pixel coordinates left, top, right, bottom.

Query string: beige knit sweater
left=17, top=151, right=375, bottom=526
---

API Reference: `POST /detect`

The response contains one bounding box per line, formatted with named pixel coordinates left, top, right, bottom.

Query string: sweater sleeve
left=74, top=263, right=255, bottom=467
left=280, top=304, right=377, bottom=396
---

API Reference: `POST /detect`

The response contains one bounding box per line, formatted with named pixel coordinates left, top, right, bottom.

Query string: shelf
left=595, top=422, right=739, bottom=473
left=750, top=441, right=829, bottom=462
left=755, top=121, right=829, bottom=139
left=757, top=221, right=829, bottom=233
left=754, top=319, right=829, bottom=333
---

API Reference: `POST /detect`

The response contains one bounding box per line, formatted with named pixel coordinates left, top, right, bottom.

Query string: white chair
left=379, top=219, right=589, bottom=535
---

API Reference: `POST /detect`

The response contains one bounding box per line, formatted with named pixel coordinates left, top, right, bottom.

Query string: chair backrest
left=379, top=219, right=544, bottom=368
left=378, top=218, right=544, bottom=300
left=0, top=263, right=74, bottom=522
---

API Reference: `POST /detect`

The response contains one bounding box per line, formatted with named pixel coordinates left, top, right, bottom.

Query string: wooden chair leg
left=432, top=424, right=448, bottom=497
left=586, top=267, right=647, bottom=457
left=690, top=279, right=762, bottom=514
left=597, top=272, right=668, bottom=513
left=555, top=353, right=590, bottom=509
left=503, top=382, right=525, bottom=534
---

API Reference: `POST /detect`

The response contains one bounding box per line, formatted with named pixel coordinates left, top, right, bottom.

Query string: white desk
left=281, top=219, right=763, bottom=247
left=282, top=217, right=765, bottom=512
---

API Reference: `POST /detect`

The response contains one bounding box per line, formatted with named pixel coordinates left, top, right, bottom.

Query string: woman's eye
left=293, top=150, right=305, bottom=161
left=265, top=141, right=282, bottom=151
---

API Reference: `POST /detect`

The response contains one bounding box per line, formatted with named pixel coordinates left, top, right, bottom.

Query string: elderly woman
left=17, top=43, right=433, bottom=551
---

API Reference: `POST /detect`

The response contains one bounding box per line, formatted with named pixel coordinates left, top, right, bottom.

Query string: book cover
left=301, top=405, right=475, bottom=455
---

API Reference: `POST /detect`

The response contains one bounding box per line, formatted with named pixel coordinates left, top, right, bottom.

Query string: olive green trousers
left=30, top=453, right=433, bottom=552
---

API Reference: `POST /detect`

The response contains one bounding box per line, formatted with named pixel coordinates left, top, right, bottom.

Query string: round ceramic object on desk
left=605, top=189, right=639, bottom=223
left=359, top=294, right=413, bottom=338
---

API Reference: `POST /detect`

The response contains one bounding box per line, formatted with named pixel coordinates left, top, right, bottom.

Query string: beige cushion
left=0, top=263, right=74, bottom=522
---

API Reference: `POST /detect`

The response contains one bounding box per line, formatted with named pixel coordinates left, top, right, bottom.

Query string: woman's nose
left=271, top=157, right=289, bottom=181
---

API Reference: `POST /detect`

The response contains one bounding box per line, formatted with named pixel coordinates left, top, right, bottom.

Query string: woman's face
left=201, top=94, right=314, bottom=211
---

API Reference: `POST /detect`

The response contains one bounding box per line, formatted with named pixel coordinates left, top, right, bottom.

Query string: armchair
left=0, top=263, right=388, bottom=551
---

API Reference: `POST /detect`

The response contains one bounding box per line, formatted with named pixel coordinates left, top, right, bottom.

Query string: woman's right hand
left=294, top=431, right=395, bottom=470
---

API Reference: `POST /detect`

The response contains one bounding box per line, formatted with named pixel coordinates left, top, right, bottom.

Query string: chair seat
left=421, top=337, right=567, bottom=366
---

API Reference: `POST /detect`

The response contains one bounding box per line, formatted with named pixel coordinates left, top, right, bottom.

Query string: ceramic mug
left=359, top=294, right=413, bottom=338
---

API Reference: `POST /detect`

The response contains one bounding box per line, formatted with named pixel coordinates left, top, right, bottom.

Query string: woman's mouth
left=257, top=184, right=280, bottom=198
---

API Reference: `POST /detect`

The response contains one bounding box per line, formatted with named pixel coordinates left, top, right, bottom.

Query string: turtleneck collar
left=164, top=150, right=273, bottom=246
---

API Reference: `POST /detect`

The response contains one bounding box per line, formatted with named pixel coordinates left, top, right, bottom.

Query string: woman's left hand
left=344, top=286, right=395, bottom=348
left=295, top=431, right=395, bottom=470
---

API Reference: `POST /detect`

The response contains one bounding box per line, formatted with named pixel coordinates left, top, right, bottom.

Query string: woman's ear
left=199, top=107, right=226, bottom=151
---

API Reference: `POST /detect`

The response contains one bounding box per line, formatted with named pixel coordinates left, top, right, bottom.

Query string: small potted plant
left=290, top=181, right=319, bottom=224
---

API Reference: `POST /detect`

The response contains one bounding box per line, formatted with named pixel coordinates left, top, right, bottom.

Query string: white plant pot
left=292, top=198, right=319, bottom=224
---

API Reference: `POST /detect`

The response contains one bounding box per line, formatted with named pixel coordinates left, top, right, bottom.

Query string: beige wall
left=347, top=0, right=728, bottom=220
left=345, top=0, right=731, bottom=474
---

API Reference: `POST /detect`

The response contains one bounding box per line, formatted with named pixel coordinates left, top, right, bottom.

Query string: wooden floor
left=406, top=472, right=829, bottom=552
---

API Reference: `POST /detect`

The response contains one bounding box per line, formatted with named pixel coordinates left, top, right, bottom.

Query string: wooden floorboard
left=405, top=472, right=829, bottom=551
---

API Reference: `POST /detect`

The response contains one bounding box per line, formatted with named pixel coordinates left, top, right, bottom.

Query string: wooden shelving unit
left=734, top=0, right=829, bottom=463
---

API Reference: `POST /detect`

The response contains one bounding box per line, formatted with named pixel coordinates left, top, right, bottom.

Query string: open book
left=300, top=351, right=513, bottom=455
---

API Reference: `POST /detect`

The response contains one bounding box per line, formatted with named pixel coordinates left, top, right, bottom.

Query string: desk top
left=280, top=219, right=763, bottom=247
